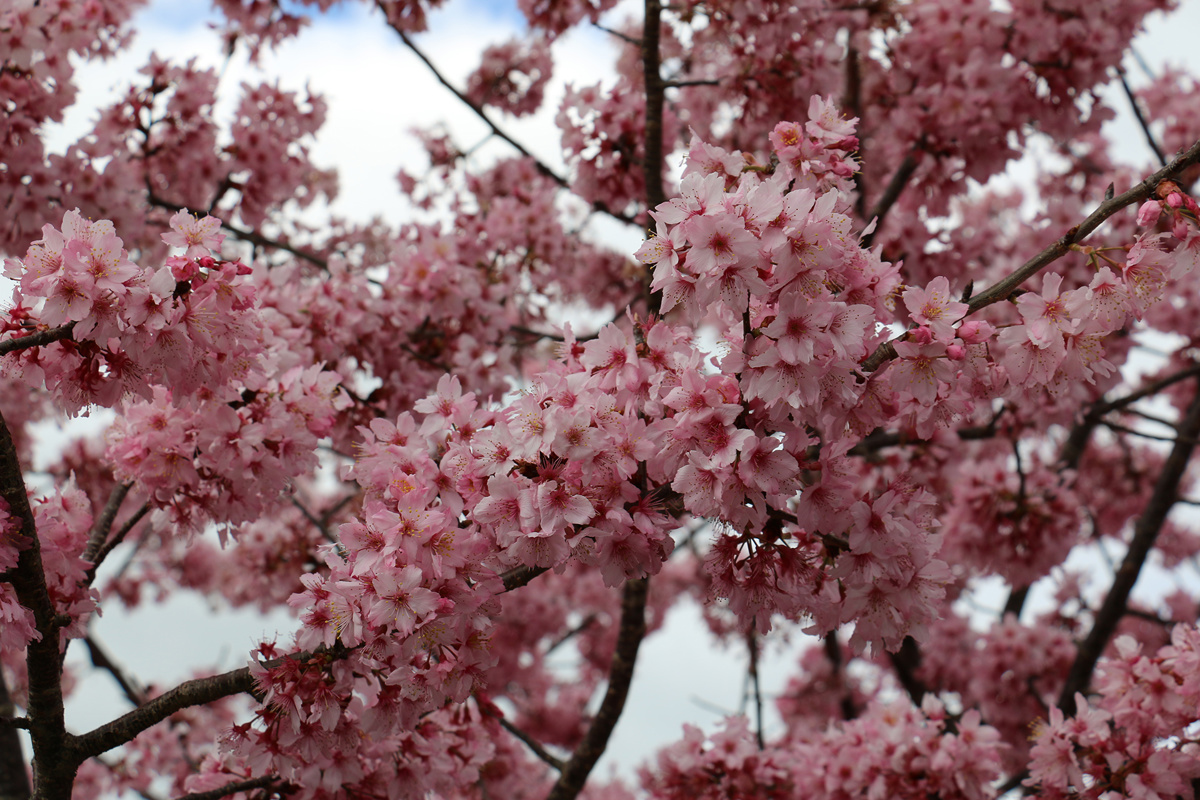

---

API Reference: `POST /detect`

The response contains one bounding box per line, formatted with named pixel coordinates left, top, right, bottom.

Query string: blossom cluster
left=1, top=209, right=262, bottom=413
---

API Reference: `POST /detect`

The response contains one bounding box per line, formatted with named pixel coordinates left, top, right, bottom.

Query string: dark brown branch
left=747, top=624, right=764, bottom=750
left=0, top=408, right=71, bottom=800
left=84, top=501, right=151, bottom=587
left=84, top=634, right=147, bottom=707
left=966, top=136, right=1200, bottom=313
left=1117, top=67, right=1167, bottom=167
left=860, top=150, right=920, bottom=248
left=640, top=0, right=666, bottom=215
left=0, top=668, right=31, bottom=800
left=591, top=22, right=640, bottom=46
left=887, top=636, right=927, bottom=706
left=861, top=136, right=1200, bottom=373
left=501, top=564, right=548, bottom=592
left=1057, top=378, right=1200, bottom=716
left=72, top=665, right=257, bottom=759
left=0, top=323, right=75, bottom=355
left=823, top=633, right=857, bottom=720
left=172, top=776, right=283, bottom=800
left=82, top=482, right=133, bottom=564
left=484, top=708, right=565, bottom=772
left=641, top=0, right=667, bottom=313
left=545, top=578, right=649, bottom=800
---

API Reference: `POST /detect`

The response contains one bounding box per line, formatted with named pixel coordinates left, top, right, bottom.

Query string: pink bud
left=957, top=320, right=995, bottom=345
left=946, top=344, right=966, bottom=360
left=1167, top=192, right=1183, bottom=209
left=910, top=325, right=934, bottom=345
left=1173, top=217, right=1189, bottom=240
left=1136, top=200, right=1161, bottom=227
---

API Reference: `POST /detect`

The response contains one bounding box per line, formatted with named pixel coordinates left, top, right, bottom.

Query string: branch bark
left=544, top=578, right=648, bottom=800
left=0, top=324, right=74, bottom=356
left=1057, top=376, right=1200, bottom=715
left=0, top=408, right=71, bottom=800
left=0, top=668, right=30, bottom=800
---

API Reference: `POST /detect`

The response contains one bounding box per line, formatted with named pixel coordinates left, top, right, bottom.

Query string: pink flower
left=903, top=276, right=968, bottom=342
left=162, top=209, right=225, bottom=258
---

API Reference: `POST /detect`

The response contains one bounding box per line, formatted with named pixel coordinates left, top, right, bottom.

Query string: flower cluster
left=1, top=209, right=262, bottom=412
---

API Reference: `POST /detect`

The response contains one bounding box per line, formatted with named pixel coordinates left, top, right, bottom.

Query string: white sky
left=31, top=0, right=1200, bottom=788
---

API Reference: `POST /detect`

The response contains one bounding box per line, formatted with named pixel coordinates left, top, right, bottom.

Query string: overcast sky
left=38, top=0, right=1200, bottom=787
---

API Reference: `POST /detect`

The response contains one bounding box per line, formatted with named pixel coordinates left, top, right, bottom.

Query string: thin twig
left=146, top=190, right=329, bottom=270
left=1117, top=67, right=1167, bottom=167
left=482, top=707, right=566, bottom=771
left=84, top=634, right=147, bottom=707
left=172, top=776, right=284, bottom=800
left=860, top=149, right=920, bottom=248
left=85, top=501, right=151, bottom=587
left=380, top=9, right=637, bottom=228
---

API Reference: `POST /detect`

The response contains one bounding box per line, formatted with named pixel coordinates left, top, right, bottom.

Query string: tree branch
left=861, top=136, right=1200, bottom=373
left=860, top=149, right=920, bottom=248
left=1117, top=67, right=1167, bottom=168
left=145, top=189, right=329, bottom=270
left=1057, top=376, right=1200, bottom=716
left=0, top=408, right=71, bottom=800
left=379, top=7, right=636, bottom=228
left=0, top=323, right=75, bottom=355
left=84, top=501, right=151, bottom=587
left=172, top=776, right=284, bottom=800
left=481, top=706, right=565, bottom=772
left=0, top=667, right=31, bottom=800
left=84, top=634, right=147, bottom=707
left=544, top=578, right=649, bottom=800
left=82, top=483, right=133, bottom=565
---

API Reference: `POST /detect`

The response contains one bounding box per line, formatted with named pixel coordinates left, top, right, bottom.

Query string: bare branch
left=1117, top=67, right=1167, bottom=167
left=545, top=578, right=649, bottom=800
left=860, top=149, right=921, bottom=248
left=84, top=634, right=147, bottom=707
left=145, top=190, right=329, bottom=270
left=0, top=668, right=31, bottom=800
left=480, top=704, right=566, bottom=772
left=1058, top=377, right=1200, bottom=715
left=84, top=501, right=151, bottom=587
left=82, top=482, right=133, bottom=564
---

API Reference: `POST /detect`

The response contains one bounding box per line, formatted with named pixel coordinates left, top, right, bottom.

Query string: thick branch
left=544, top=578, right=649, bottom=800
left=84, top=635, right=147, bottom=707
left=72, top=665, right=256, bottom=759
left=1057, top=378, right=1200, bottom=715
left=641, top=0, right=666, bottom=214
left=0, top=324, right=75, bottom=355
left=0, top=408, right=70, bottom=800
